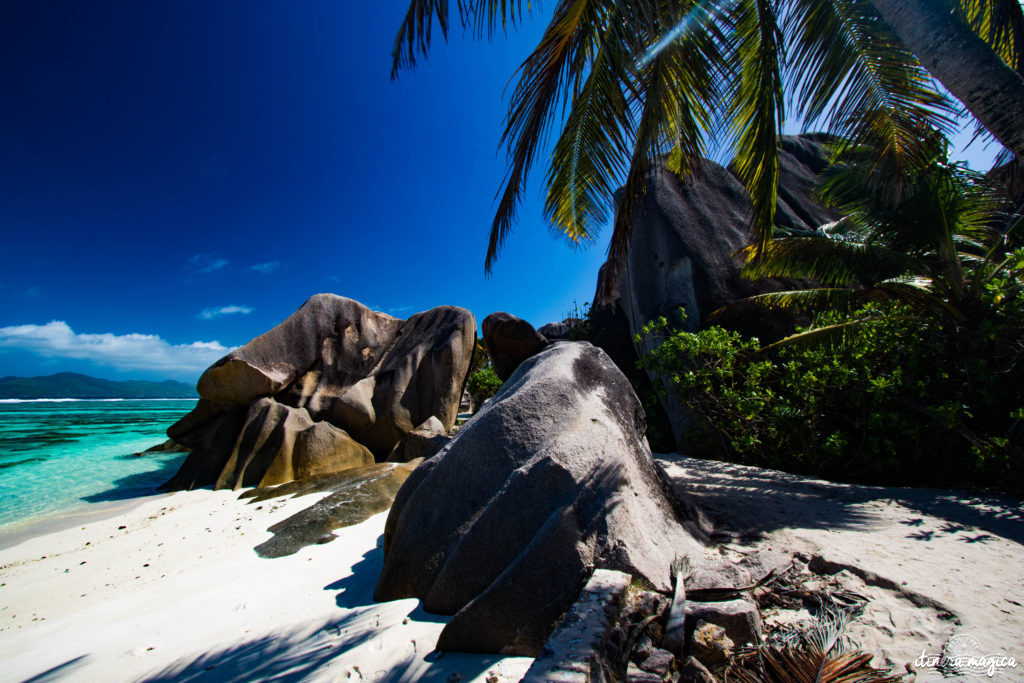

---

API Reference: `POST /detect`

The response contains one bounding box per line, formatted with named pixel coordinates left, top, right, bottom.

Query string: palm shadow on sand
left=140, top=536, right=503, bottom=683
left=657, top=454, right=1024, bottom=546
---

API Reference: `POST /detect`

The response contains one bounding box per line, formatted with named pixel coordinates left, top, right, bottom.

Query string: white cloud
left=0, top=321, right=232, bottom=376
left=199, top=305, right=253, bottom=320
left=187, top=253, right=229, bottom=274
left=249, top=261, right=281, bottom=274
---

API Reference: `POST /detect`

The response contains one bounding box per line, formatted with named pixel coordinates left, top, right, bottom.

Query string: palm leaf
left=484, top=0, right=610, bottom=273
left=875, top=281, right=968, bottom=321
left=392, top=0, right=450, bottom=78
left=544, top=9, right=635, bottom=246
left=457, top=0, right=531, bottom=41
left=960, top=0, right=1024, bottom=72
left=759, top=314, right=921, bottom=352
left=608, top=0, right=728, bottom=266
left=391, top=0, right=531, bottom=77
left=727, top=0, right=784, bottom=252
left=739, top=237, right=920, bottom=286
left=783, top=0, right=956, bottom=176
left=729, top=287, right=870, bottom=314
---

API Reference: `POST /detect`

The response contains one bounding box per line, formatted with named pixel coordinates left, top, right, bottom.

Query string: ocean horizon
left=0, top=398, right=196, bottom=529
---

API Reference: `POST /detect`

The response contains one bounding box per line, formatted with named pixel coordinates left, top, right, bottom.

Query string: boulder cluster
left=154, top=134, right=844, bottom=672
left=164, top=294, right=710, bottom=661
left=163, top=294, right=473, bottom=490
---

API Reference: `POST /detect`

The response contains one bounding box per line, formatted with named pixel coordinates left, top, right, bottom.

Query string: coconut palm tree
left=390, top=0, right=1024, bottom=274
left=871, top=0, right=1024, bottom=160
left=731, top=128, right=1021, bottom=347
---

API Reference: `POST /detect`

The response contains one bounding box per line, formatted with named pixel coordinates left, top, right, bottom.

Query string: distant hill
left=0, top=372, right=198, bottom=399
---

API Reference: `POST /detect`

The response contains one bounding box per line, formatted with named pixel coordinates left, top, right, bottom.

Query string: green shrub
left=638, top=303, right=1024, bottom=495
left=467, top=366, right=503, bottom=404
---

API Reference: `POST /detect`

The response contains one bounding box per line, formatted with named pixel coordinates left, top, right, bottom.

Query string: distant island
left=0, top=372, right=198, bottom=399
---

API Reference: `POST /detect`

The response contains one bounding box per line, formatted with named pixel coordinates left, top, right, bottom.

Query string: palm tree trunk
left=870, top=0, right=1024, bottom=160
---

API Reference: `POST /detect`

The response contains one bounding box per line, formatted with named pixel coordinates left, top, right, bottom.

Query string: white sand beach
left=656, top=454, right=1024, bottom=678
left=2, top=455, right=1022, bottom=682
left=0, top=488, right=532, bottom=682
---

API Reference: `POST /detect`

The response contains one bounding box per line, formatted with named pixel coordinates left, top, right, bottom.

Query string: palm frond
left=739, top=237, right=919, bottom=286
left=391, top=0, right=532, bottom=77
left=959, top=0, right=1024, bottom=75
left=484, top=0, right=610, bottom=273
left=544, top=11, right=635, bottom=246
left=755, top=647, right=901, bottom=682
left=760, top=315, right=910, bottom=352
left=727, top=0, right=784, bottom=252
left=392, top=0, right=451, bottom=78
left=813, top=139, right=1000, bottom=259
left=783, top=0, right=956, bottom=176
left=609, top=0, right=728, bottom=265
left=730, top=287, right=868, bottom=314
left=457, top=0, right=531, bottom=41
left=875, top=281, right=968, bottom=321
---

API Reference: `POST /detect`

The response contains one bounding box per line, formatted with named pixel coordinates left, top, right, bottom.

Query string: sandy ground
left=3, top=455, right=1022, bottom=682
left=656, top=454, right=1024, bottom=680
left=0, top=488, right=532, bottom=682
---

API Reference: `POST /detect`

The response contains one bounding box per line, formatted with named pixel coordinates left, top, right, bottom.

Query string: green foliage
left=390, top=0, right=1016, bottom=274
left=639, top=299, right=1024, bottom=495
left=565, top=299, right=597, bottom=342
left=467, top=339, right=490, bottom=377
left=466, top=366, right=503, bottom=404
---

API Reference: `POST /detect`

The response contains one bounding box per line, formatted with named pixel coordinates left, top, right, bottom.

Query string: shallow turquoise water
left=0, top=399, right=195, bottom=528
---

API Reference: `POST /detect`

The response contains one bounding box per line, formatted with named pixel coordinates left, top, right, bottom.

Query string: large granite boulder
left=373, top=341, right=707, bottom=656
left=537, top=318, right=582, bottom=341
left=591, top=135, right=837, bottom=445
left=210, top=397, right=374, bottom=489
left=164, top=294, right=475, bottom=490
left=386, top=416, right=450, bottom=463
left=482, top=312, right=549, bottom=381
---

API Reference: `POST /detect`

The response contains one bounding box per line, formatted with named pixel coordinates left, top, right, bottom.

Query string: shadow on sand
left=140, top=536, right=507, bottom=682
left=657, top=454, right=1024, bottom=546
left=19, top=655, right=89, bottom=682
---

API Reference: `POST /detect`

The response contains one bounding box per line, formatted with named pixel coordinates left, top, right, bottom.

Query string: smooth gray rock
left=625, top=666, right=664, bottom=682
left=736, top=549, right=791, bottom=584
left=164, top=294, right=475, bottom=490
left=686, top=560, right=753, bottom=592
left=481, top=311, right=549, bottom=381
left=537, top=318, right=582, bottom=341
left=386, top=416, right=449, bottom=463
left=686, top=599, right=762, bottom=649
left=374, top=342, right=706, bottom=656
left=638, top=648, right=676, bottom=677
left=591, top=135, right=837, bottom=445
left=218, top=398, right=374, bottom=489
left=523, top=569, right=631, bottom=683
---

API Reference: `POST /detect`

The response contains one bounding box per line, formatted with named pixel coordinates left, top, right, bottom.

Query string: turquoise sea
left=0, top=399, right=195, bottom=529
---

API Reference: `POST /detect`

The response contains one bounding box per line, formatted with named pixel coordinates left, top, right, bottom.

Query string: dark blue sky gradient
left=0, top=2, right=999, bottom=382
left=0, top=1, right=613, bottom=380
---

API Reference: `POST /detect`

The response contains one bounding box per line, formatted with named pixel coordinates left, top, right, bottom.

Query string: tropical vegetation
left=467, top=365, right=503, bottom=405
left=393, top=1, right=1024, bottom=494
left=637, top=134, right=1024, bottom=495
left=392, top=0, right=1024, bottom=274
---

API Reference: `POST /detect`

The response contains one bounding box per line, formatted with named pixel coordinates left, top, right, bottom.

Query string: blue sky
left=0, top=2, right=1001, bottom=382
